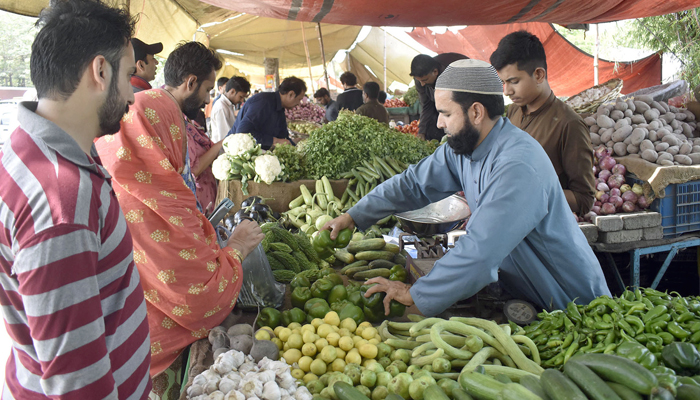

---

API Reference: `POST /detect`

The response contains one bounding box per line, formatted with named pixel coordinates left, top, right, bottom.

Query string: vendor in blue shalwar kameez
left=323, top=59, right=611, bottom=317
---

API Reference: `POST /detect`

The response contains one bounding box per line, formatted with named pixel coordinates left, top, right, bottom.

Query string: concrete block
left=599, top=229, right=643, bottom=244
left=578, top=223, right=599, bottom=243
left=593, top=215, right=624, bottom=232
left=621, top=212, right=662, bottom=230
left=643, top=226, right=664, bottom=241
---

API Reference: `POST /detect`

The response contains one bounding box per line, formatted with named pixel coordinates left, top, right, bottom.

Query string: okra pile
left=522, top=287, right=700, bottom=367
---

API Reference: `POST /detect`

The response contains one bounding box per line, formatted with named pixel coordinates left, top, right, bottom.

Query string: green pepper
left=307, top=301, right=331, bottom=320
left=389, top=265, right=407, bottom=282
left=325, top=273, right=344, bottom=287
left=290, top=275, right=311, bottom=289
left=315, top=230, right=336, bottom=248
left=389, top=300, right=406, bottom=318
left=668, top=321, right=691, bottom=340
left=328, top=284, right=348, bottom=305
left=338, top=303, right=365, bottom=325
left=347, top=291, right=363, bottom=307
left=661, top=342, right=700, bottom=376
left=282, top=307, right=307, bottom=326
left=258, top=307, right=282, bottom=329
left=310, top=278, right=334, bottom=299
left=644, top=305, right=668, bottom=323
left=291, top=287, right=312, bottom=309
left=616, top=341, right=658, bottom=369
left=655, top=372, right=679, bottom=396
left=566, top=302, right=582, bottom=322
left=313, top=242, right=333, bottom=259
left=363, top=304, right=384, bottom=323
left=304, top=297, right=329, bottom=314
left=335, top=228, right=353, bottom=248
left=361, top=284, right=384, bottom=309
left=331, top=300, right=350, bottom=313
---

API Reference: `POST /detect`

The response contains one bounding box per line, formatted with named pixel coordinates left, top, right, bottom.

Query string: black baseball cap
left=131, top=38, right=163, bottom=62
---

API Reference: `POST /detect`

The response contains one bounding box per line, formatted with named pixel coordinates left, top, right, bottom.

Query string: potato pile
left=586, top=95, right=700, bottom=166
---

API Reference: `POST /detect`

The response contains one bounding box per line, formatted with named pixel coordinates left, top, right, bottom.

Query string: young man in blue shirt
left=228, top=77, right=306, bottom=150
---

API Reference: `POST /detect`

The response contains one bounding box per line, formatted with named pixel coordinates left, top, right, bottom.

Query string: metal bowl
left=394, top=194, right=471, bottom=236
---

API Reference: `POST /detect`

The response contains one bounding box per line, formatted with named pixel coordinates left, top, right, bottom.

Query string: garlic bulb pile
left=187, top=350, right=312, bottom=400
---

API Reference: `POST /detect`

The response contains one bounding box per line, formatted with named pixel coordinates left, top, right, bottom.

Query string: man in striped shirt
left=0, top=0, right=151, bottom=398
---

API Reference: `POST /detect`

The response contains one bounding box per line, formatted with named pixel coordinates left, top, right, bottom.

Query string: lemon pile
left=261, top=311, right=381, bottom=383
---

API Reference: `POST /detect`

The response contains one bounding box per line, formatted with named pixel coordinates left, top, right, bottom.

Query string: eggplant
left=250, top=203, right=271, bottom=220
left=233, top=209, right=249, bottom=225
left=241, top=196, right=264, bottom=208
left=224, top=216, right=236, bottom=230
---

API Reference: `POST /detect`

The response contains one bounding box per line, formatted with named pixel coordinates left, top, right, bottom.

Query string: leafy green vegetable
left=402, top=86, right=419, bottom=108
left=299, top=111, right=437, bottom=179
left=272, top=143, right=306, bottom=182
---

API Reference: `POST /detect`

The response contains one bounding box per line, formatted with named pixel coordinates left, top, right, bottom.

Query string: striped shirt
left=0, top=103, right=152, bottom=399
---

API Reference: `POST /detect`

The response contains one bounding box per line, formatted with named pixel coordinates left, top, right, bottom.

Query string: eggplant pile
left=224, top=196, right=279, bottom=229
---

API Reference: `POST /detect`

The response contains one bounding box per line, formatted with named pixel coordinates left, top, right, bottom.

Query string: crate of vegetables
left=627, top=173, right=700, bottom=237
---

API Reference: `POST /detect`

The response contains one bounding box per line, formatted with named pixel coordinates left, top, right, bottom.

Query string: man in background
left=314, top=87, right=339, bottom=122
left=378, top=90, right=387, bottom=105
left=490, top=31, right=595, bottom=216
left=410, top=53, right=468, bottom=140
left=336, top=71, right=364, bottom=111
left=229, top=77, right=306, bottom=150
left=211, top=76, right=251, bottom=142
left=356, top=81, right=389, bottom=124
left=130, top=38, right=162, bottom=93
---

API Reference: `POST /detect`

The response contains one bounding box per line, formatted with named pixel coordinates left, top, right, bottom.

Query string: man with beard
left=0, top=0, right=152, bottom=398
left=322, top=59, right=610, bottom=316
left=95, top=41, right=264, bottom=395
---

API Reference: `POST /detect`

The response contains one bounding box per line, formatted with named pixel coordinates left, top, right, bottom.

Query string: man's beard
left=98, top=72, right=128, bottom=137
left=182, top=89, right=204, bottom=120
left=447, top=117, right=481, bottom=156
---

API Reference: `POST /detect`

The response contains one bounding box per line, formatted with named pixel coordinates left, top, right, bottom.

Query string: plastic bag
left=216, top=225, right=285, bottom=309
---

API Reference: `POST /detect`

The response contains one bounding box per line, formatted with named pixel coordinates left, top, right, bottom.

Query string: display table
left=591, top=233, right=700, bottom=290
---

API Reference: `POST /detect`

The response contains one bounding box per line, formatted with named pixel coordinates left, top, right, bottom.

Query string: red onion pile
left=285, top=99, right=325, bottom=124
left=583, top=145, right=651, bottom=222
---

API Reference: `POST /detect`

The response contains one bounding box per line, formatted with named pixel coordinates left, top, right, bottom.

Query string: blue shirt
left=325, top=99, right=339, bottom=122
left=228, top=91, right=290, bottom=150
left=348, top=117, right=610, bottom=316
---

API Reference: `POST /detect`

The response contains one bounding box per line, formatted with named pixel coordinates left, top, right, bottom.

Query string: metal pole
left=300, top=23, right=315, bottom=92
left=594, top=24, right=599, bottom=85
left=383, top=29, right=387, bottom=91
left=316, top=23, right=331, bottom=91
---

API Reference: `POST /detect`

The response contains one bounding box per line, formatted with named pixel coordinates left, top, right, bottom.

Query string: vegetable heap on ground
left=212, top=133, right=286, bottom=194
left=299, top=112, right=437, bottom=180
left=286, top=100, right=325, bottom=125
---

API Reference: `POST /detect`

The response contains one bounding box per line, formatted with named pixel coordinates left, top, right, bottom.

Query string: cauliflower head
left=223, top=133, right=258, bottom=157
left=212, top=155, right=233, bottom=180
left=254, top=154, right=283, bottom=184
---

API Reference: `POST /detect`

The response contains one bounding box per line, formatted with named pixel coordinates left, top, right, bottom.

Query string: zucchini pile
left=339, top=239, right=407, bottom=282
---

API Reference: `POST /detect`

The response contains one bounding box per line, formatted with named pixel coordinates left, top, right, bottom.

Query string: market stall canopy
left=0, top=0, right=361, bottom=80
left=199, top=0, right=700, bottom=27
left=342, top=27, right=428, bottom=87
left=408, top=24, right=662, bottom=97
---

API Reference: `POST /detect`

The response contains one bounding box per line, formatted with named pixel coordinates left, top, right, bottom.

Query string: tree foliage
left=617, top=9, right=700, bottom=90
left=0, top=11, right=36, bottom=87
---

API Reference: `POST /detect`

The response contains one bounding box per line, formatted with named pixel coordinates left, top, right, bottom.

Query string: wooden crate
left=216, top=179, right=350, bottom=215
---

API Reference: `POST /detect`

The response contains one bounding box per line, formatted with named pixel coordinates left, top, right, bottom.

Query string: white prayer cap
left=435, top=59, right=503, bottom=95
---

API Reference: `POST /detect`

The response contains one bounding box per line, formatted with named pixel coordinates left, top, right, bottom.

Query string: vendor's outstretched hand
left=227, top=219, right=265, bottom=261
left=322, top=213, right=355, bottom=240
left=365, top=277, right=414, bottom=316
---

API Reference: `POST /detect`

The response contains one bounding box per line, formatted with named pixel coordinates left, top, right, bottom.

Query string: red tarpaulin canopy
left=408, top=24, right=662, bottom=97
left=199, top=0, right=699, bottom=27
